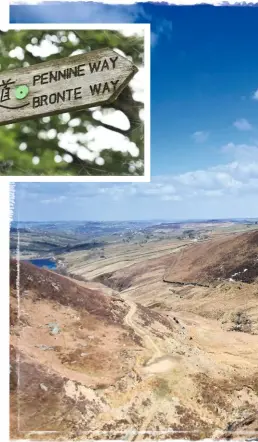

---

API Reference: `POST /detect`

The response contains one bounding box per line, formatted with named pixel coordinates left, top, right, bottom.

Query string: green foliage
left=0, top=29, right=144, bottom=176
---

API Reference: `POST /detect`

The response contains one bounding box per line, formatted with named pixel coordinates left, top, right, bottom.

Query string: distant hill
left=164, top=230, right=258, bottom=285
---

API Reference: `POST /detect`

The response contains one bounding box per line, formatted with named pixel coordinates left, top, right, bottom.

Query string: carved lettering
left=110, top=56, right=118, bottom=69
left=111, top=80, right=119, bottom=91
left=89, top=83, right=102, bottom=95
left=102, top=82, right=110, bottom=94
left=33, top=64, right=86, bottom=86
left=41, top=73, right=48, bottom=85
left=77, top=64, right=86, bottom=77
left=74, top=87, right=82, bottom=100
left=66, top=89, right=73, bottom=101
left=32, top=87, right=82, bottom=108
left=89, top=57, right=119, bottom=74
left=101, top=59, right=109, bottom=71
left=32, top=96, right=40, bottom=108
left=33, top=74, right=40, bottom=86
left=89, top=60, right=101, bottom=74
left=41, top=95, right=48, bottom=106
left=0, top=48, right=137, bottom=125
left=89, top=80, right=119, bottom=96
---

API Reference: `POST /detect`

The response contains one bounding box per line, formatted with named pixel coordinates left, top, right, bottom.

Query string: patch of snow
left=51, top=282, right=60, bottom=291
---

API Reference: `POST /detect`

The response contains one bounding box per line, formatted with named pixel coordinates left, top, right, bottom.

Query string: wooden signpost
left=0, top=48, right=138, bottom=126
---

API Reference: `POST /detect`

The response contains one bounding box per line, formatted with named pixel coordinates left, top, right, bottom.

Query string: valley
left=10, top=219, right=258, bottom=440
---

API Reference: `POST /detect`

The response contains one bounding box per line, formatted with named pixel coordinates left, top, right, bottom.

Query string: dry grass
left=164, top=230, right=258, bottom=285
left=10, top=259, right=128, bottom=324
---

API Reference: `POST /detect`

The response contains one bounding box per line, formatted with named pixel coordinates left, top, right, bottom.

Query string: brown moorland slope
left=10, top=259, right=137, bottom=439
left=10, top=259, right=127, bottom=322
left=10, top=260, right=182, bottom=440
left=10, top=258, right=258, bottom=440
left=94, top=253, right=178, bottom=292
left=164, top=230, right=258, bottom=286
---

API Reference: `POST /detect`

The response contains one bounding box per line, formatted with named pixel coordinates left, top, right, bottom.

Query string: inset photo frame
left=0, top=23, right=150, bottom=181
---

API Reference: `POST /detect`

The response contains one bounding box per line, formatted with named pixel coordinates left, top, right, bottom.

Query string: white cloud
left=20, top=141, right=258, bottom=209
left=192, top=131, right=209, bottom=143
left=252, top=89, right=258, bottom=100
left=151, top=19, right=173, bottom=46
left=222, top=142, right=258, bottom=163
left=233, top=118, right=252, bottom=131
left=41, top=195, right=66, bottom=204
left=203, top=190, right=224, bottom=197
left=90, top=141, right=258, bottom=202
left=161, top=195, right=182, bottom=201
left=10, top=3, right=145, bottom=24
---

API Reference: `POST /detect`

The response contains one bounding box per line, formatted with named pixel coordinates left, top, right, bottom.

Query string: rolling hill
left=10, top=231, right=258, bottom=440
left=164, top=230, right=258, bottom=286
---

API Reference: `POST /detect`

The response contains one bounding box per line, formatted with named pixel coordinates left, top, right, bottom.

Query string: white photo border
left=2, top=22, right=151, bottom=182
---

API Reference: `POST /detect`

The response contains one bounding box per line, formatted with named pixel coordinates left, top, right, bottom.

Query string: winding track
left=124, top=300, right=162, bottom=362
left=123, top=300, right=163, bottom=440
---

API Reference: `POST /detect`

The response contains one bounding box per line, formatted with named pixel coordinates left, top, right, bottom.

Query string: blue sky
left=10, top=4, right=258, bottom=220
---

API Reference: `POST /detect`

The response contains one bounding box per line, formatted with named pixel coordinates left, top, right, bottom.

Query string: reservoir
left=26, top=258, right=56, bottom=269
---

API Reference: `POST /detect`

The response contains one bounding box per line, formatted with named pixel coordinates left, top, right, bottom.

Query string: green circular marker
left=15, top=85, right=29, bottom=100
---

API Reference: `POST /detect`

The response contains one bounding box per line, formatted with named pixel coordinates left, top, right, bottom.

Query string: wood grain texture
left=0, top=48, right=138, bottom=125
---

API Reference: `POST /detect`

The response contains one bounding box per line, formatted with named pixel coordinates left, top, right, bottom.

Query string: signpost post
left=0, top=48, right=138, bottom=126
